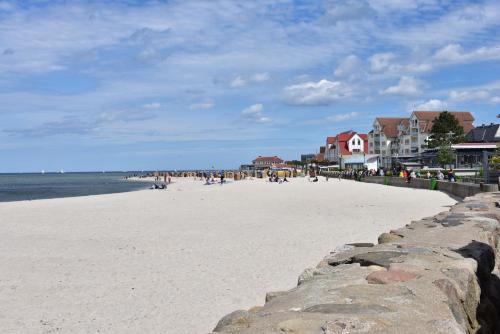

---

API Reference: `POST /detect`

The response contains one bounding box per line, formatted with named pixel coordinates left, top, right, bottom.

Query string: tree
left=286, top=160, right=304, bottom=167
left=427, top=112, right=465, bottom=148
left=436, top=145, right=455, bottom=167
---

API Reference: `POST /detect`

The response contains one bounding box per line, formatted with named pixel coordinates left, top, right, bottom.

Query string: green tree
left=286, top=160, right=304, bottom=167
left=436, top=145, right=455, bottom=167
left=427, top=112, right=465, bottom=148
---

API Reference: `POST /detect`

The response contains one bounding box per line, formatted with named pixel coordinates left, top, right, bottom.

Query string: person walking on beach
left=220, top=171, right=225, bottom=185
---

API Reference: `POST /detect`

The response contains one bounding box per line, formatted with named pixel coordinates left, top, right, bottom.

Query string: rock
left=321, top=319, right=381, bottom=333
left=389, top=263, right=424, bottom=274
left=378, top=232, right=403, bottom=244
left=303, top=303, right=391, bottom=314
left=265, top=291, right=287, bottom=303
left=213, top=310, right=253, bottom=332
left=427, top=319, right=466, bottom=334
left=366, top=269, right=418, bottom=284
left=470, top=216, right=500, bottom=231
left=433, top=279, right=467, bottom=328
left=277, top=318, right=324, bottom=333
left=346, top=243, right=374, bottom=247
left=352, top=251, right=406, bottom=268
left=368, top=265, right=386, bottom=271
left=397, top=246, right=433, bottom=255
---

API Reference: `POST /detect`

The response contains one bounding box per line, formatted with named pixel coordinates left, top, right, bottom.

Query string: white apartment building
left=368, top=111, right=475, bottom=168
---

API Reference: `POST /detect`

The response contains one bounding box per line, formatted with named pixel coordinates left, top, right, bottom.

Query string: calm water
left=0, top=172, right=151, bottom=202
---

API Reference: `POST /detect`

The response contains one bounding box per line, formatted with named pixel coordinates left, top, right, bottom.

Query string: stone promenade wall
left=211, top=192, right=500, bottom=334
left=361, top=176, right=498, bottom=198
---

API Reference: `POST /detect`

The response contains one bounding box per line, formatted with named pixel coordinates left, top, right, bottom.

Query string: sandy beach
left=0, top=177, right=456, bottom=334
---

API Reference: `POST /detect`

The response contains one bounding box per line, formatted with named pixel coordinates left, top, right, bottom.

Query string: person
left=220, top=171, right=225, bottom=185
left=313, top=176, right=318, bottom=182
left=437, top=170, right=444, bottom=181
left=283, top=175, right=289, bottom=182
left=426, top=171, right=431, bottom=179
left=448, top=169, right=455, bottom=182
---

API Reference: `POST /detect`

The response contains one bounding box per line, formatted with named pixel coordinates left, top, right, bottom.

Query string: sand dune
left=0, top=177, right=456, bottom=333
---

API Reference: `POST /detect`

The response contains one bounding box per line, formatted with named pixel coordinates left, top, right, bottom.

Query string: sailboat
left=60, top=169, right=65, bottom=174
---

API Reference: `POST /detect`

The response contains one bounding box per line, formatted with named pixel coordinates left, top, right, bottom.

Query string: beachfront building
left=324, top=136, right=336, bottom=162
left=252, top=156, right=284, bottom=168
left=324, top=130, right=369, bottom=167
left=315, top=146, right=326, bottom=162
left=446, top=123, right=500, bottom=169
left=368, top=118, right=405, bottom=168
left=466, top=123, right=500, bottom=143
left=369, top=111, right=475, bottom=168
left=301, top=154, right=315, bottom=163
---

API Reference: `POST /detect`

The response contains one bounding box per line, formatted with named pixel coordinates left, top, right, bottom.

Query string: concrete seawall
left=360, top=176, right=498, bottom=199
left=211, top=191, right=500, bottom=333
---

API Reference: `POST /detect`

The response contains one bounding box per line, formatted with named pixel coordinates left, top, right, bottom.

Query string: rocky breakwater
left=211, top=192, right=500, bottom=334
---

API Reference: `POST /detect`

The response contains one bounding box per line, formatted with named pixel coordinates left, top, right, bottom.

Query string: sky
left=0, top=0, right=499, bottom=172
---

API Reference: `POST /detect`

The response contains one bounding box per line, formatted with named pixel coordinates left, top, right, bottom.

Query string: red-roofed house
left=325, top=130, right=369, bottom=163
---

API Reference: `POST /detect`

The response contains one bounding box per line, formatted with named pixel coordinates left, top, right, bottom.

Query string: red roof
left=412, top=111, right=475, bottom=133
left=252, top=156, right=283, bottom=163
left=376, top=117, right=407, bottom=138
left=335, top=131, right=368, bottom=155
left=326, top=136, right=336, bottom=145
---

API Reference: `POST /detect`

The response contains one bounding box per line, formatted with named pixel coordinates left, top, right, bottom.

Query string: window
left=352, top=139, right=355, bottom=145
left=357, top=139, right=360, bottom=145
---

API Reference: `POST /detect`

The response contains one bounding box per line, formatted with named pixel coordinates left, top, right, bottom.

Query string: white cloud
left=434, top=43, right=500, bottom=64
left=189, top=100, right=215, bottom=110
left=326, top=112, right=359, bottom=122
left=142, top=102, right=161, bottom=110
left=241, top=103, right=271, bottom=123
left=251, top=72, right=270, bottom=82
left=230, top=76, right=247, bottom=88
left=449, top=89, right=500, bottom=105
left=325, top=0, right=375, bottom=22
left=413, top=99, right=447, bottom=111
left=334, top=55, right=363, bottom=78
left=231, top=73, right=270, bottom=87
left=369, top=52, right=396, bottom=72
left=283, top=79, right=352, bottom=106
left=382, top=76, right=422, bottom=96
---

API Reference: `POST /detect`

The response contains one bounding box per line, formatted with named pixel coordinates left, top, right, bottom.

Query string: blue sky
left=0, top=0, right=499, bottom=172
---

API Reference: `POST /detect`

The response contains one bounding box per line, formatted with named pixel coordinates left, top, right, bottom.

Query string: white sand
left=0, top=177, right=456, bottom=334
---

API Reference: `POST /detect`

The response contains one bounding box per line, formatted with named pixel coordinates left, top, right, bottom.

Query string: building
left=252, top=156, right=284, bottom=168
left=315, top=146, right=326, bottom=162
left=324, top=136, right=336, bottom=162
left=325, top=130, right=369, bottom=164
left=368, top=111, right=475, bottom=168
left=466, top=123, right=500, bottom=142
left=300, top=154, right=315, bottom=163
left=368, top=118, right=406, bottom=168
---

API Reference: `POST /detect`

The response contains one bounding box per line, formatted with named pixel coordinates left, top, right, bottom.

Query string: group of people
left=151, top=173, right=172, bottom=190
left=322, top=166, right=458, bottom=183
left=268, top=171, right=289, bottom=183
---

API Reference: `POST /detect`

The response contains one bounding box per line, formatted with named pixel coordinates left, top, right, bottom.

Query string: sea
left=0, top=172, right=152, bottom=202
